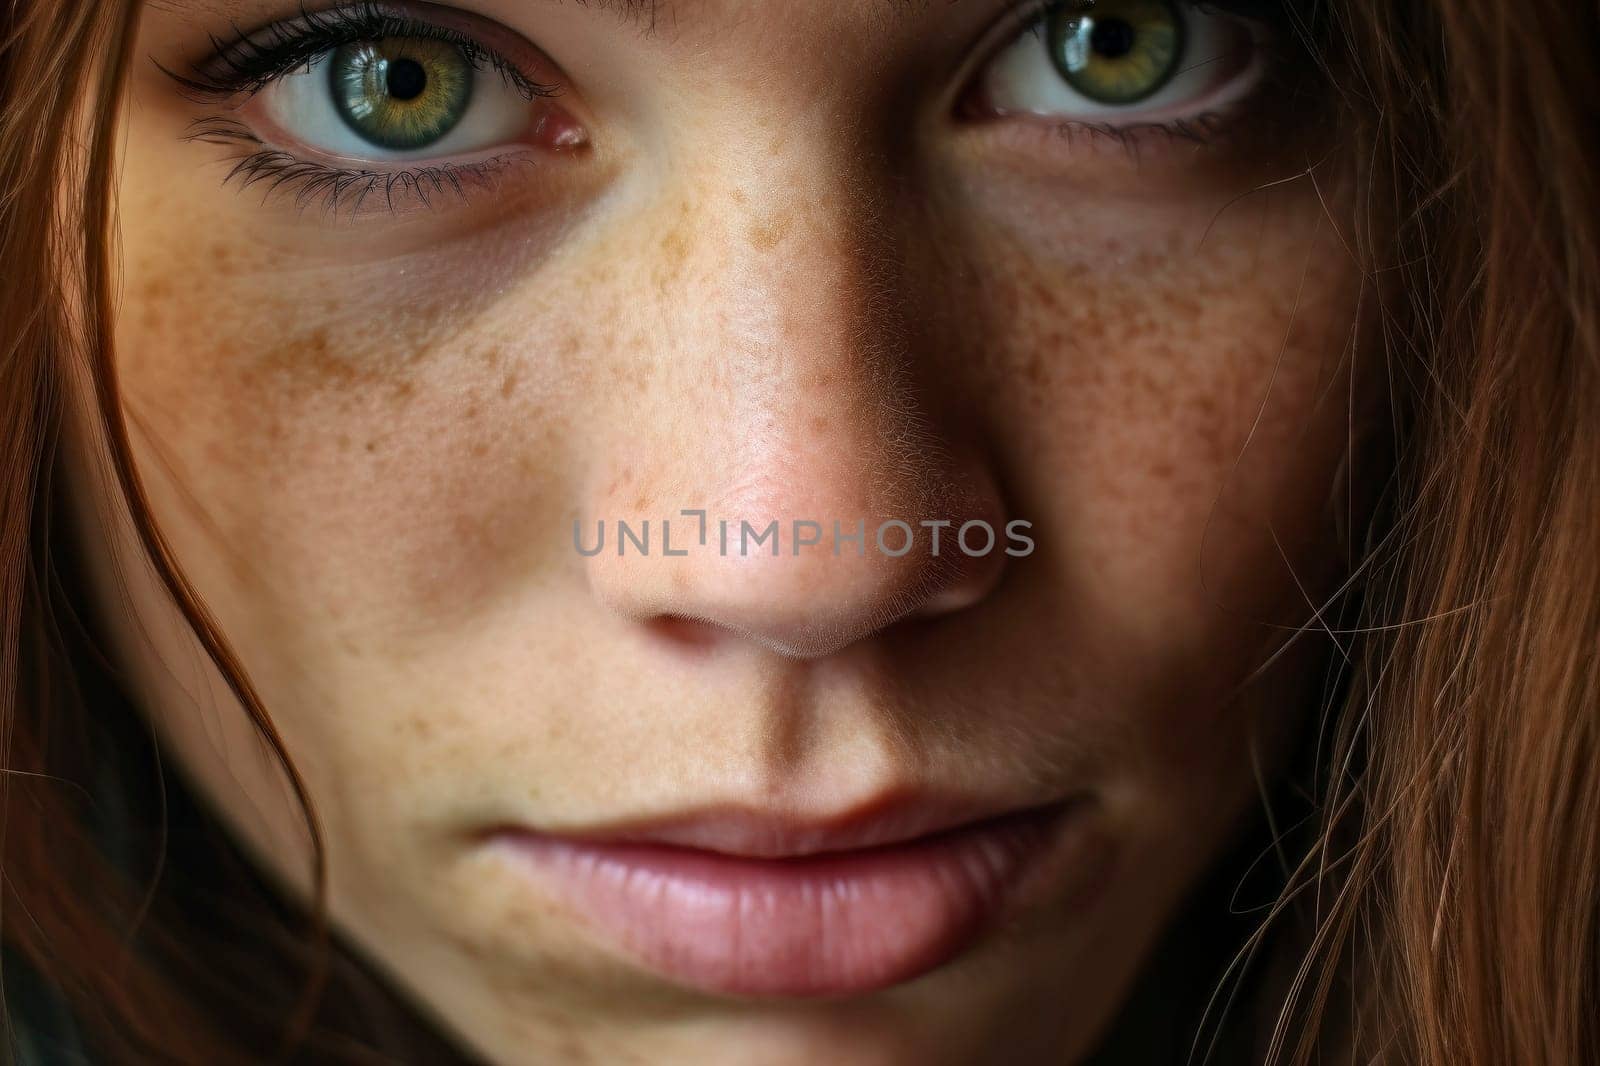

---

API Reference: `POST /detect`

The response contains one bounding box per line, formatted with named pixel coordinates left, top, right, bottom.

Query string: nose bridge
left=660, top=146, right=934, bottom=508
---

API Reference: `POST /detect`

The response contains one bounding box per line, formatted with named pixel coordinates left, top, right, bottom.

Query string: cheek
left=114, top=226, right=593, bottom=661
left=108, top=100, right=633, bottom=663
left=958, top=185, right=1361, bottom=658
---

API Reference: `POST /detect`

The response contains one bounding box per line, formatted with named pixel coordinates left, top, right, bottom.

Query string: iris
left=1047, top=0, right=1185, bottom=105
left=329, top=38, right=475, bottom=150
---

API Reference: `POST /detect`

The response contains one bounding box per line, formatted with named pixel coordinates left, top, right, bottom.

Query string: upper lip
left=487, top=792, right=1077, bottom=860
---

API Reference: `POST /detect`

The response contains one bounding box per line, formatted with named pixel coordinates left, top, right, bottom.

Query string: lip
left=483, top=795, right=1104, bottom=998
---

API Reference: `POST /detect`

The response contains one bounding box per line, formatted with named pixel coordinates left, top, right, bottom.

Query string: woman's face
left=71, top=1, right=1361, bottom=1062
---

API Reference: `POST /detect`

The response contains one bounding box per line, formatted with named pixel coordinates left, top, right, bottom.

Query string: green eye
left=329, top=38, right=475, bottom=151
left=1046, top=0, right=1185, bottom=106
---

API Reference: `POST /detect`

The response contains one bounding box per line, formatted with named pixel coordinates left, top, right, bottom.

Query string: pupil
left=1089, top=19, right=1138, bottom=59
left=385, top=58, right=428, bottom=101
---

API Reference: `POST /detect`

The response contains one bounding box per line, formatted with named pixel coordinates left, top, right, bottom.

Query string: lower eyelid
left=185, top=107, right=575, bottom=221
left=994, top=49, right=1267, bottom=127
left=955, top=59, right=1281, bottom=170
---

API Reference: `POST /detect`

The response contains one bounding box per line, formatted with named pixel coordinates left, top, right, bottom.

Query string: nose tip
left=587, top=504, right=1012, bottom=660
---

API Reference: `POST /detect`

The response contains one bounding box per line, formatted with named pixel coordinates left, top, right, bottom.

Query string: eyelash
left=168, top=2, right=558, bottom=214
left=1006, top=0, right=1296, bottom=32
left=183, top=117, right=534, bottom=215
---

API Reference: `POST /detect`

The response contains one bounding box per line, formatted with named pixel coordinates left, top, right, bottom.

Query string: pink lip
left=484, top=798, right=1100, bottom=998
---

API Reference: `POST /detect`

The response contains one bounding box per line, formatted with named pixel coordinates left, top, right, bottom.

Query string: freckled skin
left=67, top=4, right=1373, bottom=1066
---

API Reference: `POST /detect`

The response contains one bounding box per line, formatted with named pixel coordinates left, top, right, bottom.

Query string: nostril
left=644, top=614, right=727, bottom=651
left=914, top=580, right=991, bottom=619
left=917, top=540, right=1009, bottom=618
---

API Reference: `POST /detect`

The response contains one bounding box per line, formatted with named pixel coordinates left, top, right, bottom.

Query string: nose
left=581, top=171, right=1009, bottom=660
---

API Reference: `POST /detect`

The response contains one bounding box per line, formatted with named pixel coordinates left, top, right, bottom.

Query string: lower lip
left=487, top=804, right=1097, bottom=998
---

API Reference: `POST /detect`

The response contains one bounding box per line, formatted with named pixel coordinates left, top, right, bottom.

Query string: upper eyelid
left=166, top=1, right=564, bottom=101
left=981, top=0, right=1280, bottom=59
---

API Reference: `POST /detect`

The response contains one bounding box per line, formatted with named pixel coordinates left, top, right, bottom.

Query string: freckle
left=1167, top=292, right=1202, bottom=319
left=1029, top=280, right=1054, bottom=307
left=449, top=935, right=490, bottom=962
left=655, top=217, right=692, bottom=296
left=809, top=415, right=828, bottom=432
left=633, top=494, right=649, bottom=512
left=748, top=214, right=793, bottom=252
left=500, top=372, right=519, bottom=397
left=140, top=277, right=171, bottom=305
left=1024, top=355, right=1049, bottom=388
left=661, top=223, right=690, bottom=265
left=464, top=404, right=480, bottom=421
left=364, top=439, right=378, bottom=453
left=469, top=441, right=490, bottom=458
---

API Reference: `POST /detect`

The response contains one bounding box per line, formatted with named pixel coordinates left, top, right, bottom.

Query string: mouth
left=482, top=795, right=1105, bottom=998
